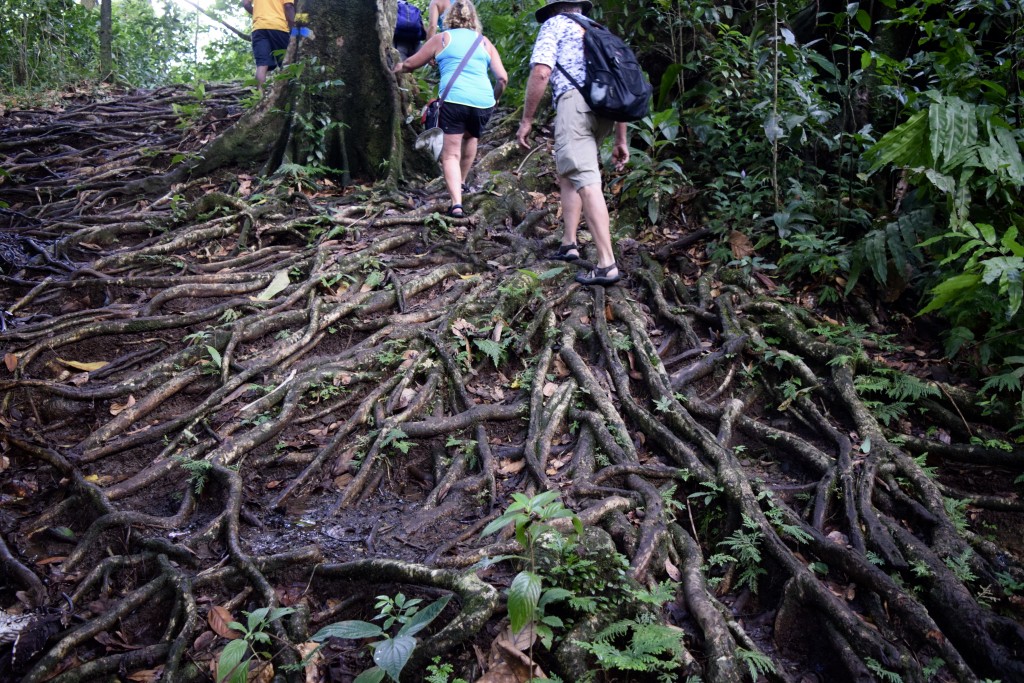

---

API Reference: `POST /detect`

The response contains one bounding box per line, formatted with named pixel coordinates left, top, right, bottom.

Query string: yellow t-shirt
left=252, top=0, right=291, bottom=32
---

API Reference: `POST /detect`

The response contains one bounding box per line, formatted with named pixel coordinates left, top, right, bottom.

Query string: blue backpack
left=395, top=1, right=427, bottom=41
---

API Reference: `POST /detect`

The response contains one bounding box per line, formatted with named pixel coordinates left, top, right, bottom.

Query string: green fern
left=716, top=515, right=767, bottom=594
left=866, top=657, right=904, bottom=683
left=736, top=647, right=777, bottom=681
left=847, top=208, right=930, bottom=292
left=575, top=619, right=683, bottom=678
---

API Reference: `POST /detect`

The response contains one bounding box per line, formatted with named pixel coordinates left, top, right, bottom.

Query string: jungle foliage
left=0, top=0, right=249, bottom=95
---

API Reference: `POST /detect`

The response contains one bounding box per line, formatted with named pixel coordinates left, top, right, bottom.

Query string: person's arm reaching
left=485, top=38, right=508, bottom=101
left=516, top=64, right=551, bottom=149
left=426, top=0, right=441, bottom=39
left=284, top=2, right=295, bottom=31
left=392, top=33, right=444, bottom=73
left=612, top=122, right=629, bottom=171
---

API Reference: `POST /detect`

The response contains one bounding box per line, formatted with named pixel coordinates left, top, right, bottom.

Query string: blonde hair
left=445, top=0, right=482, bottom=32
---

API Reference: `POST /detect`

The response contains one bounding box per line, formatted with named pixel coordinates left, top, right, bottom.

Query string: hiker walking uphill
left=394, top=0, right=427, bottom=60
left=393, top=0, right=507, bottom=218
left=242, top=0, right=296, bottom=89
left=517, top=0, right=636, bottom=287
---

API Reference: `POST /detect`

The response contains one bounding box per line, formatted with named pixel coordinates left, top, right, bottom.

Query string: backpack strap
left=553, top=13, right=592, bottom=96
left=439, top=33, right=485, bottom=103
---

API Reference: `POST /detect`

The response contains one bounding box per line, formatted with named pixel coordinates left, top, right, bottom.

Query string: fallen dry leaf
left=297, top=642, right=325, bottom=683
left=664, top=558, right=681, bottom=581
left=207, top=605, right=242, bottom=640
left=126, top=668, right=163, bottom=682
left=474, top=626, right=547, bottom=683
left=497, top=459, right=526, bottom=475
left=193, top=630, right=218, bottom=652
left=397, top=387, right=418, bottom=409
left=4, top=353, right=17, bottom=372
left=542, top=381, right=558, bottom=397
left=729, top=230, right=755, bottom=258
left=56, top=357, right=108, bottom=372
left=109, top=395, right=136, bottom=416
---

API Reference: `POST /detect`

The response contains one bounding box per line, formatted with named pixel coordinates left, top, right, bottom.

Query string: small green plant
left=996, top=570, right=1024, bottom=595
left=216, top=606, right=295, bottom=683
left=734, top=647, right=777, bottom=681
left=943, top=496, right=970, bottom=534
left=424, top=656, right=468, bottom=683
left=380, top=427, right=415, bottom=455
left=865, top=657, right=904, bottom=683
left=481, top=491, right=582, bottom=641
left=174, top=455, right=212, bottom=494
left=575, top=594, right=684, bottom=683
left=709, top=515, right=767, bottom=593
left=944, top=548, right=978, bottom=584
left=445, top=436, right=478, bottom=469
left=312, top=594, right=452, bottom=683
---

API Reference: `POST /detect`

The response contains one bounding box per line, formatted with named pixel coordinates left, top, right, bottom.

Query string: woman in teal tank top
left=392, top=0, right=508, bottom=217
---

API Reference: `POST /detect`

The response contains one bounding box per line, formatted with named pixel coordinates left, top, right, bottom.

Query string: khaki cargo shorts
left=553, top=88, right=614, bottom=191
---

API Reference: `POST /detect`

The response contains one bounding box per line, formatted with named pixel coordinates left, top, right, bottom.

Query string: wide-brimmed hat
left=535, top=0, right=593, bottom=24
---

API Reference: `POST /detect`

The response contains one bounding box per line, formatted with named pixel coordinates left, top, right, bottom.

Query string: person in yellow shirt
left=242, top=0, right=296, bottom=88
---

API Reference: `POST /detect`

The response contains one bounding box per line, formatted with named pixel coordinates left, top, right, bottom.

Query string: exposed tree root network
left=1, top=85, right=1023, bottom=683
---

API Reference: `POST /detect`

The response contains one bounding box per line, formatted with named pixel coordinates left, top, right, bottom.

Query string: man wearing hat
left=516, top=0, right=630, bottom=286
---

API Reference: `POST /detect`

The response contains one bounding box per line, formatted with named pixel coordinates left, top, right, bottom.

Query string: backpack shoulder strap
left=439, top=33, right=485, bottom=102
left=553, top=13, right=590, bottom=93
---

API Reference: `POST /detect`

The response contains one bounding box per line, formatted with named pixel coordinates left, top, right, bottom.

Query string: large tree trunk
left=121, top=0, right=431, bottom=194
left=298, top=0, right=405, bottom=183
left=99, top=0, right=112, bottom=81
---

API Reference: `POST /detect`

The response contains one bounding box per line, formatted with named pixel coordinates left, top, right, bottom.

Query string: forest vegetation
left=1, top=0, right=1023, bottom=681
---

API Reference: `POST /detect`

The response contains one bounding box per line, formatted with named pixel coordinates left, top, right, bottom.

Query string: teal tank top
left=437, top=29, right=495, bottom=109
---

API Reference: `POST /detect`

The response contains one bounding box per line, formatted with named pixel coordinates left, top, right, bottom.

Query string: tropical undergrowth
left=2, top=85, right=1024, bottom=683
left=589, top=0, right=1024, bottom=429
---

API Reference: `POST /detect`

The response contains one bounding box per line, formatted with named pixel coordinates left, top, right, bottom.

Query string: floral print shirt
left=529, top=14, right=587, bottom=101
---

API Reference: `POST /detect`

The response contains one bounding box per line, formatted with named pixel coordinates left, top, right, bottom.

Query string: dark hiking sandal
left=447, top=204, right=465, bottom=218
left=575, top=263, right=623, bottom=286
left=550, top=243, right=580, bottom=262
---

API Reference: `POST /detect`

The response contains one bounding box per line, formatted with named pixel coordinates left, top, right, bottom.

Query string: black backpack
left=556, top=14, right=652, bottom=122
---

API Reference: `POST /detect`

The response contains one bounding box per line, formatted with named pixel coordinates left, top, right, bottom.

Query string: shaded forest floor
left=1, top=84, right=1023, bottom=683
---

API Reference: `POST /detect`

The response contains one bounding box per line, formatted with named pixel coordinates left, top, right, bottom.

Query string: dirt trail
left=1, top=85, right=1023, bottom=683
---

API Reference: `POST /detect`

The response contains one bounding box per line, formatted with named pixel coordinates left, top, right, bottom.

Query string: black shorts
left=439, top=102, right=493, bottom=139
left=252, top=29, right=290, bottom=69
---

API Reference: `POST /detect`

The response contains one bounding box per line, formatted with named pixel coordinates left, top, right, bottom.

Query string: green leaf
left=537, top=267, right=565, bottom=280
left=312, top=620, right=384, bottom=641
left=480, top=510, right=518, bottom=538
left=473, top=338, right=505, bottom=368
left=855, top=8, right=870, bottom=31
left=256, top=269, right=291, bottom=301
left=530, top=489, right=562, bottom=509
left=919, top=273, right=982, bottom=315
left=216, top=638, right=250, bottom=683
left=538, top=588, right=572, bottom=607
left=929, top=95, right=976, bottom=170
left=206, top=346, right=223, bottom=368
left=508, top=571, right=542, bottom=634
left=373, top=634, right=416, bottom=681
left=353, top=667, right=387, bottom=683
left=398, top=595, right=451, bottom=637
left=866, top=109, right=930, bottom=173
